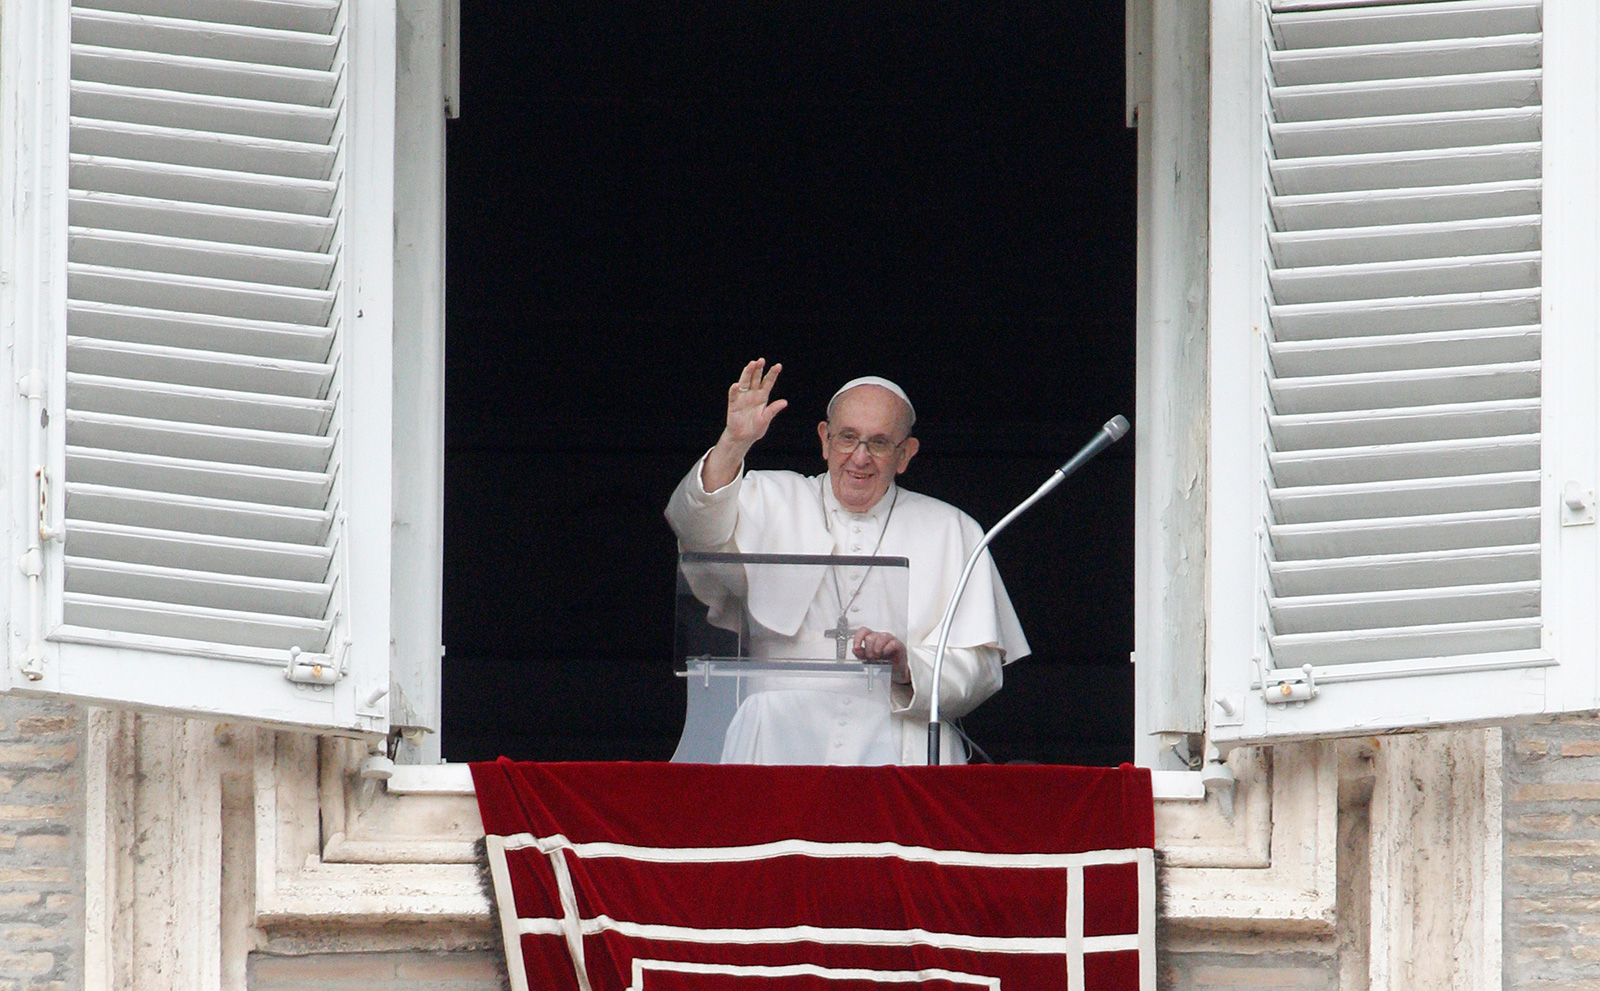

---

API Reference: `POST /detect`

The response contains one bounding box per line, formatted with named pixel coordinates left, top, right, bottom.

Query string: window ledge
left=389, top=764, right=1211, bottom=800
left=388, top=761, right=474, bottom=794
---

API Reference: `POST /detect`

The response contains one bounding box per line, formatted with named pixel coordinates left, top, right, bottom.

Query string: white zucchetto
left=826, top=376, right=916, bottom=428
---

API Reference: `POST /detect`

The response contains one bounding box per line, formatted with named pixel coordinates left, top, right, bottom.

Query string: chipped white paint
left=1132, top=0, right=1211, bottom=763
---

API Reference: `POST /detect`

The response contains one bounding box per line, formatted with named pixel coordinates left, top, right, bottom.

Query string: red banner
left=471, top=761, right=1154, bottom=991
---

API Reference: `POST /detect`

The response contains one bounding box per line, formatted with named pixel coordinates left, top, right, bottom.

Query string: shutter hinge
left=284, top=646, right=339, bottom=685
left=1257, top=658, right=1318, bottom=705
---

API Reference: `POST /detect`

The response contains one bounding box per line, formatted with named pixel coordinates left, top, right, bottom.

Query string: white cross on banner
left=471, top=761, right=1156, bottom=991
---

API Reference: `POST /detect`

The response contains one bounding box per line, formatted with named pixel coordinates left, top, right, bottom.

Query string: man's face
left=816, top=385, right=919, bottom=513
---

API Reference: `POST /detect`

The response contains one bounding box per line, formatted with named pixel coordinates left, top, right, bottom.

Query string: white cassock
left=665, top=452, right=1031, bottom=765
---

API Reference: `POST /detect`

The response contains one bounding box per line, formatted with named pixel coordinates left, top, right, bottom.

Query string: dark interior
left=441, top=4, right=1137, bottom=765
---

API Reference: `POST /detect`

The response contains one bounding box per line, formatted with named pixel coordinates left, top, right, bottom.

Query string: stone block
left=1513, top=813, right=1578, bottom=835
left=1512, top=782, right=1600, bottom=803
left=0, top=744, right=78, bottom=769
left=1509, top=862, right=1570, bottom=886
left=15, top=835, right=70, bottom=856
left=0, top=952, right=52, bottom=975
left=12, top=716, right=76, bottom=736
left=0, top=893, right=39, bottom=914
left=0, top=924, right=59, bottom=944
left=1515, top=737, right=1548, bottom=758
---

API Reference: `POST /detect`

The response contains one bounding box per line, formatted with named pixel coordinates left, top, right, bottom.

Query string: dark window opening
left=443, top=5, right=1135, bottom=765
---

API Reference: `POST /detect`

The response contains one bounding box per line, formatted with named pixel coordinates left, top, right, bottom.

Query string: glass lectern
left=672, top=552, right=910, bottom=762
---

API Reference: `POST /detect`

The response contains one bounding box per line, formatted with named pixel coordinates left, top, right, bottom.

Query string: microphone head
left=1103, top=415, right=1130, bottom=441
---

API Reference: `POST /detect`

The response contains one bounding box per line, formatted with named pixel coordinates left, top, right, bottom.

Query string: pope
left=666, top=359, right=1030, bottom=764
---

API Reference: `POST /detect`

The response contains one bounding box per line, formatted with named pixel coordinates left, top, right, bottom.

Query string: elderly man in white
left=666, top=358, right=1030, bottom=765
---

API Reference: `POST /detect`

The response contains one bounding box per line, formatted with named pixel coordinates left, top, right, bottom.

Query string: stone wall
left=1503, top=715, right=1600, bottom=987
left=0, top=697, right=84, bottom=991
left=248, top=951, right=504, bottom=991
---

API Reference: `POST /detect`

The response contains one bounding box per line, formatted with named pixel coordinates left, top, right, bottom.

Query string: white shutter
left=1, top=0, right=396, bottom=734
left=1209, top=0, right=1600, bottom=743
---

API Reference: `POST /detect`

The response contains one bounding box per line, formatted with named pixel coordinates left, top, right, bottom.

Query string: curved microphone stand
left=926, top=415, right=1130, bottom=765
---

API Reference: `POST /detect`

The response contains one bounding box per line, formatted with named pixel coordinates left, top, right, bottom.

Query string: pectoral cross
left=825, top=616, right=854, bottom=660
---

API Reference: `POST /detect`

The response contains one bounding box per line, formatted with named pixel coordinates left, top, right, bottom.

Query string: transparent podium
left=672, top=552, right=910, bottom=763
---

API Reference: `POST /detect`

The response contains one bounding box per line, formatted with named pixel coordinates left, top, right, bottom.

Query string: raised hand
left=701, top=359, right=788, bottom=492
left=723, top=358, right=787, bottom=445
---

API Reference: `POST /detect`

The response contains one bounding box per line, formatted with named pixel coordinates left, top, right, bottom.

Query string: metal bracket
left=1562, top=481, right=1595, bottom=527
left=284, top=647, right=339, bottom=685
left=1259, top=660, right=1317, bottom=705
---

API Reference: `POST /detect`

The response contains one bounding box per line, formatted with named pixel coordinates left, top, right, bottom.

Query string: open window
left=0, top=0, right=432, bottom=737
left=1207, top=0, right=1599, bottom=744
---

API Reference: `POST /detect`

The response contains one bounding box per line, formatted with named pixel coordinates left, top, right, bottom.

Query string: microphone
left=1043, top=415, right=1130, bottom=496
left=926, top=415, right=1131, bottom=765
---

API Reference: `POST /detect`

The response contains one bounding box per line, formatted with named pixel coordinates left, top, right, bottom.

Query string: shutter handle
left=1562, top=481, right=1595, bottom=527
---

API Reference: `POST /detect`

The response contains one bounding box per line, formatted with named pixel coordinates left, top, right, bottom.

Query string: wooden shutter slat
left=65, top=557, right=331, bottom=617
left=67, top=520, right=331, bottom=580
left=1268, top=619, right=1542, bottom=668
left=71, top=81, right=338, bottom=142
left=72, top=9, right=339, bottom=71
left=1269, top=251, right=1540, bottom=304
left=1270, top=33, right=1540, bottom=86
left=1270, top=399, right=1539, bottom=449
left=1270, top=360, right=1539, bottom=414
left=68, top=338, right=333, bottom=399
left=1268, top=471, right=1540, bottom=525
left=1271, top=107, right=1540, bottom=158
left=1271, top=143, right=1540, bottom=195
left=1272, top=1, right=1541, bottom=49
left=71, top=119, right=335, bottom=180
left=1270, top=287, right=1540, bottom=340
left=62, top=593, right=333, bottom=652
left=65, top=483, right=334, bottom=544
left=66, top=447, right=333, bottom=509
left=67, top=301, right=335, bottom=362
left=72, top=45, right=339, bottom=106
left=1271, top=70, right=1541, bottom=123
left=1270, top=214, right=1539, bottom=267
left=1270, top=326, right=1540, bottom=376
left=70, top=191, right=336, bottom=252
left=75, top=0, right=341, bottom=35
left=1269, top=507, right=1539, bottom=559
left=68, top=264, right=336, bottom=323
left=69, top=228, right=335, bottom=288
left=1268, top=434, right=1539, bottom=487
left=70, top=156, right=336, bottom=214
left=67, top=374, right=332, bottom=434
left=67, top=411, right=334, bottom=473
left=1270, top=543, right=1539, bottom=595
left=1269, top=580, right=1539, bottom=635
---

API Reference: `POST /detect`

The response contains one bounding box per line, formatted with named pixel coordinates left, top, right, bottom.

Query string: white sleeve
left=663, top=450, right=745, bottom=552
left=890, top=644, right=1004, bottom=721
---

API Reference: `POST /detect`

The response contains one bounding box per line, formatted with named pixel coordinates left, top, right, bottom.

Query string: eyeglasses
left=828, top=430, right=908, bottom=460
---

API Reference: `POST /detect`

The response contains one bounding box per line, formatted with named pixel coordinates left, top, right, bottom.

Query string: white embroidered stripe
left=513, top=915, right=1141, bottom=955
left=1137, top=848, right=1157, bottom=989
left=484, top=836, right=531, bottom=991
left=494, top=832, right=1146, bottom=869
left=545, top=847, right=594, bottom=991
left=1066, top=864, right=1086, bottom=991
left=629, top=958, right=1001, bottom=990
